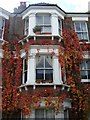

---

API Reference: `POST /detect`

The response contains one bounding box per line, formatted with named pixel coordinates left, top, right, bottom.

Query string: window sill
left=35, top=83, right=54, bottom=85
left=19, top=83, right=70, bottom=91
left=81, top=79, right=90, bottom=82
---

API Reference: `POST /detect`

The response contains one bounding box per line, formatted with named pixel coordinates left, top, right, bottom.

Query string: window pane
left=88, top=70, right=90, bottom=79
left=82, top=32, right=88, bottom=39
left=81, top=22, right=86, bottom=31
left=77, top=33, right=82, bottom=40
left=58, top=19, right=61, bottom=28
left=87, top=61, right=90, bottom=69
left=80, top=61, right=86, bottom=70
left=35, top=108, right=55, bottom=119
left=45, top=56, right=52, bottom=68
left=35, top=109, right=44, bottom=118
left=24, top=59, right=27, bottom=70
left=80, top=70, right=88, bottom=79
left=24, top=72, right=27, bottom=83
left=25, top=18, right=29, bottom=28
left=44, top=15, right=50, bottom=24
left=45, top=70, right=53, bottom=81
left=0, top=29, right=2, bottom=38
left=75, top=22, right=81, bottom=31
left=0, top=19, right=2, bottom=28
left=46, top=108, right=55, bottom=119
left=36, top=57, right=44, bottom=68
left=36, top=16, right=43, bottom=25
left=64, top=109, right=69, bottom=120
left=36, top=69, right=44, bottom=80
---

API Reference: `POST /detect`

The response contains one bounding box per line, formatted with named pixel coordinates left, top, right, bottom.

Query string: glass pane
left=24, top=59, right=27, bottom=70
left=59, top=29, right=61, bottom=36
left=36, top=57, right=44, bottom=68
left=45, top=56, right=52, bottom=68
left=46, top=108, right=55, bottom=119
left=82, top=32, right=88, bottom=39
left=25, top=18, right=29, bottom=28
left=25, top=29, right=28, bottom=35
left=0, top=29, right=2, bottom=38
left=24, top=72, right=27, bottom=83
left=58, top=19, right=61, bottom=28
left=45, top=70, right=53, bottom=81
left=0, top=19, right=2, bottom=28
left=44, top=15, right=50, bottom=24
left=88, top=70, right=90, bottom=79
left=75, top=22, right=81, bottom=31
left=87, top=61, right=90, bottom=69
left=36, top=69, right=44, bottom=80
left=77, top=33, right=82, bottom=40
left=81, top=22, right=86, bottom=31
left=35, top=109, right=44, bottom=118
left=64, top=109, right=69, bottom=120
left=80, top=62, right=86, bottom=70
left=36, top=16, right=43, bottom=25
left=80, top=70, right=88, bottom=79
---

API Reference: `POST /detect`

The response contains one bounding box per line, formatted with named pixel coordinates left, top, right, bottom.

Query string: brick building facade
left=0, top=2, right=90, bottom=119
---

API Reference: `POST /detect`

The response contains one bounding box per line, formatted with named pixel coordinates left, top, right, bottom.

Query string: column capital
left=29, top=53, right=36, bottom=58
left=29, top=13, right=36, bottom=17
left=51, top=13, right=58, bottom=17
left=53, top=54, right=59, bottom=59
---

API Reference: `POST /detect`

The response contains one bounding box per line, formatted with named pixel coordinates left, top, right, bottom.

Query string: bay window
left=74, top=21, right=88, bottom=40
left=80, top=60, right=90, bottom=80
left=36, top=55, right=53, bottom=83
left=36, top=14, right=51, bottom=33
left=22, top=47, right=62, bottom=85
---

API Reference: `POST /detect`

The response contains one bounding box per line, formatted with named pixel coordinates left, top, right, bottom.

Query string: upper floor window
left=25, top=17, right=29, bottom=35
left=36, top=14, right=51, bottom=33
left=80, top=60, right=90, bottom=80
left=58, top=19, right=62, bottom=36
left=0, top=18, right=5, bottom=40
left=74, top=21, right=88, bottom=40
left=36, top=55, right=53, bottom=83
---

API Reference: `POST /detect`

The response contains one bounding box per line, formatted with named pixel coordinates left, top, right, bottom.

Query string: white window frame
left=74, top=21, right=89, bottom=40
left=22, top=58, right=27, bottom=84
left=36, top=13, right=51, bottom=33
left=80, top=60, right=90, bottom=82
left=36, top=55, right=53, bottom=83
left=24, top=17, right=29, bottom=35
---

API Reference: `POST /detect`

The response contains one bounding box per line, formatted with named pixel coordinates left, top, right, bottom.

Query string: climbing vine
left=2, top=30, right=90, bottom=119
left=59, top=30, right=90, bottom=119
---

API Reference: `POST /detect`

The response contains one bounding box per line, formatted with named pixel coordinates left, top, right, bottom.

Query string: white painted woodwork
left=26, top=55, right=36, bottom=85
